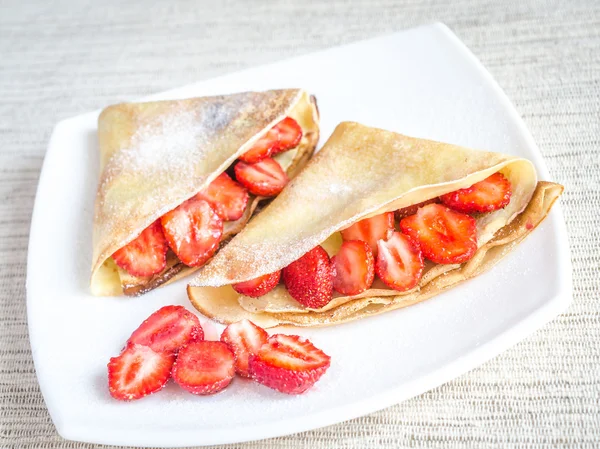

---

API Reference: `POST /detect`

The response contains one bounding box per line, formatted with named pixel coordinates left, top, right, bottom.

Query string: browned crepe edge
left=187, top=181, right=563, bottom=327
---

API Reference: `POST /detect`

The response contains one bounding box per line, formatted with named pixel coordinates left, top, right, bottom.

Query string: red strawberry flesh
left=127, top=305, right=203, bottom=354
left=238, top=127, right=279, bottom=163
left=195, top=173, right=249, bottom=221
left=440, top=172, right=512, bottom=213
left=232, top=270, right=281, bottom=298
left=375, top=232, right=424, bottom=292
left=271, top=117, right=303, bottom=154
left=221, top=319, right=269, bottom=377
left=340, top=212, right=394, bottom=257
left=160, top=198, right=223, bottom=267
left=249, top=334, right=331, bottom=395
left=172, top=341, right=235, bottom=395
left=112, top=221, right=168, bottom=277
left=332, top=240, right=375, bottom=296
left=108, top=344, right=175, bottom=401
left=282, top=245, right=333, bottom=308
left=234, top=158, right=289, bottom=197
left=399, top=203, right=477, bottom=264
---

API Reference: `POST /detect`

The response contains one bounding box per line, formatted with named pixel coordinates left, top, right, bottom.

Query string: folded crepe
left=187, top=122, right=563, bottom=327
left=91, top=89, right=319, bottom=296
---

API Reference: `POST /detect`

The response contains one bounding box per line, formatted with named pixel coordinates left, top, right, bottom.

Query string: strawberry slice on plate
left=195, top=173, right=249, bottom=221
left=399, top=203, right=477, bottom=264
left=112, top=220, right=168, bottom=277
left=282, top=245, right=333, bottom=308
left=238, top=127, right=279, bottom=163
left=440, top=172, right=512, bottom=213
left=332, top=240, right=375, bottom=296
left=234, top=158, right=289, bottom=197
left=172, top=341, right=235, bottom=395
left=232, top=270, right=281, bottom=298
left=249, top=334, right=331, bottom=395
left=376, top=232, right=424, bottom=292
left=340, top=212, right=394, bottom=257
left=108, top=344, right=175, bottom=401
left=160, top=198, right=223, bottom=267
left=127, top=305, right=203, bottom=354
left=221, top=319, right=269, bottom=377
left=272, top=117, right=303, bottom=154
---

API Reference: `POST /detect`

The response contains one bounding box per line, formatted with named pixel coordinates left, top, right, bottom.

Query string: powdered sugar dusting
left=191, top=122, right=536, bottom=287
left=92, top=89, right=304, bottom=278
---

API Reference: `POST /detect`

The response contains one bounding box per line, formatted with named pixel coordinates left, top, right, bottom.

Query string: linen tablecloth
left=1, top=0, right=599, bottom=447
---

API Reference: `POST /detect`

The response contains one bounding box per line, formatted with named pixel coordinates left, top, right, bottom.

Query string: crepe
left=187, top=122, right=563, bottom=327
left=91, top=89, right=319, bottom=296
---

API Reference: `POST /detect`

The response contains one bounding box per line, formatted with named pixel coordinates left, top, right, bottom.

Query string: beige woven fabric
left=1, top=0, right=599, bottom=448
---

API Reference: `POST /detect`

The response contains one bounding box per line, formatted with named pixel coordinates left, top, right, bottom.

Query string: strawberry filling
left=111, top=117, right=303, bottom=278
left=236, top=171, right=512, bottom=301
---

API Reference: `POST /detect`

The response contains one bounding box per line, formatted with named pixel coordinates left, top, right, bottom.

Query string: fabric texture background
left=1, top=0, right=599, bottom=447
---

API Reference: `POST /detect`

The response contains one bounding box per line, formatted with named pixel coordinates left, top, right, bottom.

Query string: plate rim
left=26, top=22, right=573, bottom=447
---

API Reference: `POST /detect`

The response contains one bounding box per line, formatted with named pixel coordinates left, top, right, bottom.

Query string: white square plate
left=27, top=23, right=572, bottom=447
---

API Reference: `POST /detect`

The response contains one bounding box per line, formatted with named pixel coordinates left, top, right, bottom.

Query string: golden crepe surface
left=91, top=89, right=319, bottom=296
left=188, top=122, right=563, bottom=327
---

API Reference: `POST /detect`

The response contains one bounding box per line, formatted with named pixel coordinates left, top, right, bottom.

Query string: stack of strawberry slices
left=111, top=117, right=303, bottom=278
left=108, top=305, right=330, bottom=400
left=233, top=172, right=512, bottom=307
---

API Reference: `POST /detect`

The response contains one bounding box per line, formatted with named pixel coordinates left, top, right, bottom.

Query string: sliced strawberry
left=248, top=334, right=331, bottom=395
left=440, top=172, right=512, bottom=213
left=195, top=173, right=249, bottom=221
left=127, top=305, right=203, bottom=354
left=282, top=245, right=333, bottom=308
left=272, top=117, right=303, bottom=154
left=238, top=127, right=279, bottom=163
left=234, top=158, right=289, bottom=197
left=112, top=221, right=168, bottom=277
left=160, top=198, right=223, bottom=267
left=395, top=198, right=440, bottom=220
left=332, top=240, right=375, bottom=296
left=108, top=344, right=175, bottom=401
left=340, top=212, right=394, bottom=257
left=375, top=232, right=424, bottom=292
left=232, top=270, right=281, bottom=298
left=400, top=203, right=477, bottom=264
left=220, top=319, right=269, bottom=377
left=172, top=341, right=235, bottom=395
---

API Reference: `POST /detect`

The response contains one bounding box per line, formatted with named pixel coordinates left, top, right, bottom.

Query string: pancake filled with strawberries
left=187, top=122, right=563, bottom=327
left=91, top=89, right=319, bottom=296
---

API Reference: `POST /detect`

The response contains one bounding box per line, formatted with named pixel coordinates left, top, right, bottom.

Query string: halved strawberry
left=195, top=173, right=249, bottom=221
left=340, top=212, right=394, bottom=257
left=248, top=334, right=331, bottom=395
left=108, top=344, right=175, bottom=401
left=172, top=341, right=235, bottom=395
left=112, top=221, right=168, bottom=277
left=238, top=128, right=279, bottom=163
left=234, top=158, right=289, bottom=197
left=399, top=203, right=477, bottom=264
left=220, top=319, right=269, bottom=377
left=332, top=240, right=375, bottom=296
left=127, top=305, right=203, bottom=354
left=395, top=198, right=440, bottom=220
left=160, top=198, right=223, bottom=267
left=232, top=270, right=281, bottom=298
left=272, top=117, right=303, bottom=154
left=282, top=246, right=333, bottom=308
left=440, top=172, right=512, bottom=213
left=375, top=232, right=424, bottom=291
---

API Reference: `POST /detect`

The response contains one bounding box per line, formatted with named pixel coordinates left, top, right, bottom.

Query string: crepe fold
left=91, top=89, right=319, bottom=296
left=187, top=122, right=563, bottom=327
